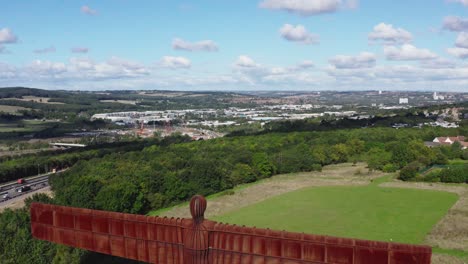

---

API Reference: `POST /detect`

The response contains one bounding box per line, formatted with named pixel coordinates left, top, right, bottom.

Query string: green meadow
left=214, top=179, right=457, bottom=245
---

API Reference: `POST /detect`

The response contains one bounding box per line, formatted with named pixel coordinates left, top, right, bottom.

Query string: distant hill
left=0, top=87, right=68, bottom=99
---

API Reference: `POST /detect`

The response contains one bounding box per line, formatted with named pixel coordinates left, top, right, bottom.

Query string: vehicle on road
left=17, top=186, right=31, bottom=193
left=2, top=193, right=9, bottom=200
left=17, top=178, right=26, bottom=184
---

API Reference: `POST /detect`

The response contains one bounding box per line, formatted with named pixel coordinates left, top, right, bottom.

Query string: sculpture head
left=190, top=195, right=207, bottom=223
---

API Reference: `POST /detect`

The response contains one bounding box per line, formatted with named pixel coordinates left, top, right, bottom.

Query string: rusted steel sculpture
left=31, top=195, right=432, bottom=263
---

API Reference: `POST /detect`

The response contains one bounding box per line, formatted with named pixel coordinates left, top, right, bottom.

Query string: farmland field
left=100, top=99, right=138, bottom=105
left=0, top=105, right=30, bottom=114
left=0, top=120, right=57, bottom=132
left=1, top=96, right=64, bottom=104
left=214, top=180, right=457, bottom=245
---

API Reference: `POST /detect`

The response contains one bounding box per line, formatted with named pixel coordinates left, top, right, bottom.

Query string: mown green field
left=214, top=181, right=457, bottom=245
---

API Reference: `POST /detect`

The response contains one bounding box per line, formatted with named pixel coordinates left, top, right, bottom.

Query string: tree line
left=0, top=136, right=191, bottom=184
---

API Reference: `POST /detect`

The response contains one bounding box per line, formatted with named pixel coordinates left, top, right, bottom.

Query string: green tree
left=399, top=162, right=421, bottom=181
left=252, top=153, right=276, bottom=179
left=229, top=163, right=256, bottom=186
left=367, top=148, right=391, bottom=171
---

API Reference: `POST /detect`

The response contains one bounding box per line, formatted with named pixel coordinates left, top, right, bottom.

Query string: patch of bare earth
left=432, top=254, right=466, bottom=264
left=160, top=163, right=387, bottom=219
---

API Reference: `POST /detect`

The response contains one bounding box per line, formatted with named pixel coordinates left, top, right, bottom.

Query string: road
left=0, top=169, right=66, bottom=204
left=0, top=186, right=52, bottom=212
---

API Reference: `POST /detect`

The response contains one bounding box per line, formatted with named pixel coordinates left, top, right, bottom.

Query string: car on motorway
left=16, top=186, right=31, bottom=193
left=1, top=193, right=9, bottom=201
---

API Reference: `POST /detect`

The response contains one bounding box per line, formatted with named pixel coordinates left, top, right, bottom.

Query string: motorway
left=0, top=170, right=65, bottom=203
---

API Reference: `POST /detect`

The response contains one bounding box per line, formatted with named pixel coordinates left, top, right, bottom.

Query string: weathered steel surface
left=31, top=195, right=432, bottom=264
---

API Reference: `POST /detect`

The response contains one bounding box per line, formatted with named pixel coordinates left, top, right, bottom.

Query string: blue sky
left=1, top=0, right=468, bottom=91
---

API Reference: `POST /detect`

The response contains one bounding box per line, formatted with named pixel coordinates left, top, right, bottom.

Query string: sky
left=1, top=0, right=468, bottom=91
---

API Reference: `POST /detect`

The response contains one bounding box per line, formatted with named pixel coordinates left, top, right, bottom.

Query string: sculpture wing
left=207, top=222, right=432, bottom=264
left=30, top=202, right=432, bottom=264
left=30, top=203, right=185, bottom=264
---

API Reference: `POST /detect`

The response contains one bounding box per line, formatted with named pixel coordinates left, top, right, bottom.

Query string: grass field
left=214, top=178, right=458, bottom=245
left=0, top=105, right=30, bottom=114
left=1, top=96, right=64, bottom=104
left=100, top=100, right=138, bottom=105
left=0, top=120, right=57, bottom=132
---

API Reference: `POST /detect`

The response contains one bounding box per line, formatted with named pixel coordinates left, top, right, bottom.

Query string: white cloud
left=4, top=55, right=468, bottom=91
left=298, top=60, right=314, bottom=69
left=106, top=57, right=149, bottom=74
left=27, top=60, right=67, bottom=75
left=346, top=0, right=359, bottom=9
left=69, top=57, right=95, bottom=71
left=232, top=56, right=320, bottom=86
left=420, top=58, right=457, bottom=69
left=455, top=32, right=468, bottom=48
left=279, top=24, right=319, bottom=44
left=0, top=62, right=17, bottom=78
left=70, top=57, right=148, bottom=79
left=234, top=55, right=259, bottom=68
left=160, top=56, right=191, bottom=69
left=326, top=64, right=468, bottom=86
left=329, top=52, right=376, bottom=69
left=71, top=47, right=89, bottom=53
left=34, top=46, right=56, bottom=54
left=259, top=0, right=342, bottom=16
left=447, top=47, right=468, bottom=59
left=448, top=0, right=468, bottom=6
left=442, top=16, right=468, bottom=32
left=81, top=5, right=97, bottom=15
left=384, top=44, right=437, bottom=61
left=172, top=38, right=219, bottom=52
left=20, top=57, right=149, bottom=80
left=0, top=28, right=18, bottom=44
left=368, top=23, right=412, bottom=44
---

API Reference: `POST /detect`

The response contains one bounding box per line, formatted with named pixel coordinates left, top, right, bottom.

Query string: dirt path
left=160, top=163, right=386, bottom=219
left=432, top=254, right=466, bottom=264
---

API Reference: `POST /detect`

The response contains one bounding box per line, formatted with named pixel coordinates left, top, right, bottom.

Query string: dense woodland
left=0, top=136, right=193, bottom=184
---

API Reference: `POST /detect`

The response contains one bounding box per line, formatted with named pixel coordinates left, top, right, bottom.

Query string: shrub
left=439, top=165, right=468, bottom=183
left=463, top=150, right=468, bottom=160
left=399, top=162, right=421, bottom=181
left=423, top=171, right=441, bottom=182
left=382, top=163, right=397, bottom=173
left=310, top=164, right=322, bottom=172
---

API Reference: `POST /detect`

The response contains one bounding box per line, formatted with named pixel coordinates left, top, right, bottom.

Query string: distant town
left=90, top=90, right=467, bottom=139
